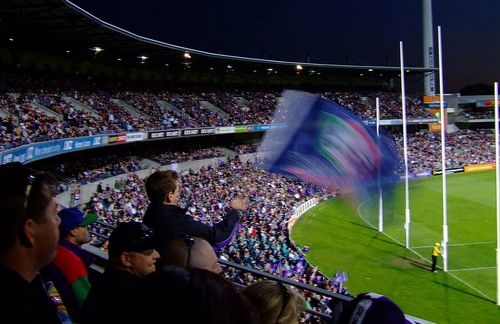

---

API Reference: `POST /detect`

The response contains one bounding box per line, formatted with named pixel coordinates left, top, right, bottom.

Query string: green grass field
left=291, top=170, right=500, bottom=324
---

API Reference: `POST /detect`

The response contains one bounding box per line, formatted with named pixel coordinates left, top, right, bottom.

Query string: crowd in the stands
left=147, top=147, right=224, bottom=165
left=231, top=143, right=260, bottom=154
left=47, top=155, right=147, bottom=184
left=81, top=160, right=340, bottom=319
left=460, top=109, right=494, bottom=120
left=392, top=129, right=495, bottom=174
left=0, top=73, right=443, bottom=153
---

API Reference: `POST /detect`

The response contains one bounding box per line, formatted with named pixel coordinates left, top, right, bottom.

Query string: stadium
left=1, top=0, right=499, bottom=323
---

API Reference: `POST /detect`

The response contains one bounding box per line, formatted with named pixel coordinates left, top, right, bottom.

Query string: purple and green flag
left=259, top=90, right=399, bottom=200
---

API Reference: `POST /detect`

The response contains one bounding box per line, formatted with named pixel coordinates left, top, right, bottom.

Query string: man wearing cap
left=81, top=222, right=160, bottom=324
left=42, top=207, right=98, bottom=322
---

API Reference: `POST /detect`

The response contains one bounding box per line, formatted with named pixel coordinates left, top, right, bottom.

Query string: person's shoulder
left=0, top=265, right=29, bottom=290
left=52, top=244, right=88, bottom=279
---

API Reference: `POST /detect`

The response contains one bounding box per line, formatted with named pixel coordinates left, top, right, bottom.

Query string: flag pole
left=494, top=81, right=499, bottom=305
left=376, top=97, right=384, bottom=232
left=437, top=26, right=449, bottom=272
left=400, top=41, right=411, bottom=248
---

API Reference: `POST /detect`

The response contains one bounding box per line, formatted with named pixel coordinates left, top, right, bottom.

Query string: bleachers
left=1, top=73, right=439, bottom=152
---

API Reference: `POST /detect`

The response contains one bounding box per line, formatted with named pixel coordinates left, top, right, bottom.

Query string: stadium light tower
left=423, top=0, right=436, bottom=96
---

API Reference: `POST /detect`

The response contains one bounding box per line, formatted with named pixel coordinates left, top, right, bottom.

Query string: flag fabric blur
left=258, top=90, right=399, bottom=200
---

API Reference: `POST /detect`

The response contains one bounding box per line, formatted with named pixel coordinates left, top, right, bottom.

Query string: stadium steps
left=140, top=158, right=160, bottom=169
left=1, top=94, right=19, bottom=121
left=216, top=146, right=237, bottom=157
left=0, top=106, right=16, bottom=121
left=7, top=92, right=20, bottom=101
left=62, top=96, right=102, bottom=119
left=111, top=99, right=151, bottom=120
left=446, top=123, right=460, bottom=132
left=199, top=100, right=229, bottom=120
left=30, top=101, right=63, bottom=120
left=234, top=96, right=249, bottom=106
left=156, top=100, right=191, bottom=119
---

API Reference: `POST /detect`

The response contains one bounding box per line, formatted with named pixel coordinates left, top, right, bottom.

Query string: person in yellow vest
left=431, top=242, right=442, bottom=272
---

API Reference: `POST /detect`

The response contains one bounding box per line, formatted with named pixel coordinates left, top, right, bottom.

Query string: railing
left=83, top=239, right=347, bottom=322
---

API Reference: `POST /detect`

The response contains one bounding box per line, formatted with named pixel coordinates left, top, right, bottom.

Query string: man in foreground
left=0, top=162, right=62, bottom=323
left=82, top=222, right=159, bottom=323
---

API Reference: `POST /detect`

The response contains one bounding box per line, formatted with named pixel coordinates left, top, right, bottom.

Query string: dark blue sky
left=71, top=0, right=499, bottom=92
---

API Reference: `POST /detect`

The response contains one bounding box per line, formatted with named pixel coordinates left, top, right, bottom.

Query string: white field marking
left=412, top=242, right=496, bottom=249
left=354, top=195, right=496, bottom=302
left=409, top=244, right=496, bottom=302
left=449, top=267, right=496, bottom=272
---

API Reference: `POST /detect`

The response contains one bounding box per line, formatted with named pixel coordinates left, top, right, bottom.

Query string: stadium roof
left=0, top=0, right=436, bottom=82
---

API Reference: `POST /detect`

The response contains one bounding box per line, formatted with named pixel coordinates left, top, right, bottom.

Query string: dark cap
left=337, top=293, right=413, bottom=324
left=59, top=207, right=98, bottom=237
left=108, top=222, right=156, bottom=258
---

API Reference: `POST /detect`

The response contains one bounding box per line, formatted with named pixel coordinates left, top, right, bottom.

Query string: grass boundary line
left=448, top=266, right=496, bottom=272
left=413, top=242, right=496, bottom=249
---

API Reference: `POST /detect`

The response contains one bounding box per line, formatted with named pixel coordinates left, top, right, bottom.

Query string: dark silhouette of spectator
left=41, top=207, right=98, bottom=322
left=0, top=162, right=62, bottom=323
left=138, top=267, right=260, bottom=324
left=82, top=222, right=159, bottom=324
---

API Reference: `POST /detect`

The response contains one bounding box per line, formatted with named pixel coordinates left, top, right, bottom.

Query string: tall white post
left=437, top=26, right=448, bottom=272
left=376, top=97, right=384, bottom=232
left=494, top=81, right=499, bottom=305
left=400, top=41, right=411, bottom=249
left=423, top=0, right=436, bottom=95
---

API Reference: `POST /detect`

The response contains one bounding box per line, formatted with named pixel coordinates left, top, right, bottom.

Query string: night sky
left=70, top=0, right=499, bottom=93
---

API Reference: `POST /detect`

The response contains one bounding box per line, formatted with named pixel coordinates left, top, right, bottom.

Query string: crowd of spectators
left=0, top=94, right=103, bottom=150
left=392, top=129, right=495, bottom=174
left=46, top=155, right=147, bottom=184
left=460, top=109, right=495, bottom=120
left=158, top=91, right=226, bottom=128
left=1, top=72, right=442, bottom=152
left=230, top=143, right=260, bottom=154
left=322, top=90, right=432, bottom=120
left=146, top=147, right=224, bottom=165
left=82, top=160, right=343, bottom=319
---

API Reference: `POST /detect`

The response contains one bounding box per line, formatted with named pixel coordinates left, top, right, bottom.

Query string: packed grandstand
left=3, top=74, right=495, bottom=322
left=1, top=2, right=498, bottom=323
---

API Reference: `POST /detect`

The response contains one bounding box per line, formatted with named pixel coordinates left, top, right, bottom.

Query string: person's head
left=138, top=267, right=259, bottom=324
left=0, top=162, right=60, bottom=274
left=435, top=242, right=440, bottom=247
left=336, top=292, right=411, bottom=324
left=58, top=207, right=98, bottom=246
left=145, top=170, right=179, bottom=205
left=161, top=236, right=222, bottom=274
left=242, top=280, right=306, bottom=324
left=108, top=222, right=160, bottom=277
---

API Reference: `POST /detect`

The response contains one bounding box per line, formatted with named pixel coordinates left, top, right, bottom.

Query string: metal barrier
left=83, top=242, right=347, bottom=322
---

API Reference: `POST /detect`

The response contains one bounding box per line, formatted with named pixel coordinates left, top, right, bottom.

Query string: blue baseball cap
left=59, top=207, right=98, bottom=237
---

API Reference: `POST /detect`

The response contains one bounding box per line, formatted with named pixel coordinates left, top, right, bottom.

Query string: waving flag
left=258, top=90, right=398, bottom=200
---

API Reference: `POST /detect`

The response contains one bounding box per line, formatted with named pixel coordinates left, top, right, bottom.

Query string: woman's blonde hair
left=242, top=280, right=306, bottom=324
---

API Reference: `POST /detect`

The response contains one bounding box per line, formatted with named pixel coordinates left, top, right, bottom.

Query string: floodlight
left=90, top=46, right=103, bottom=54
